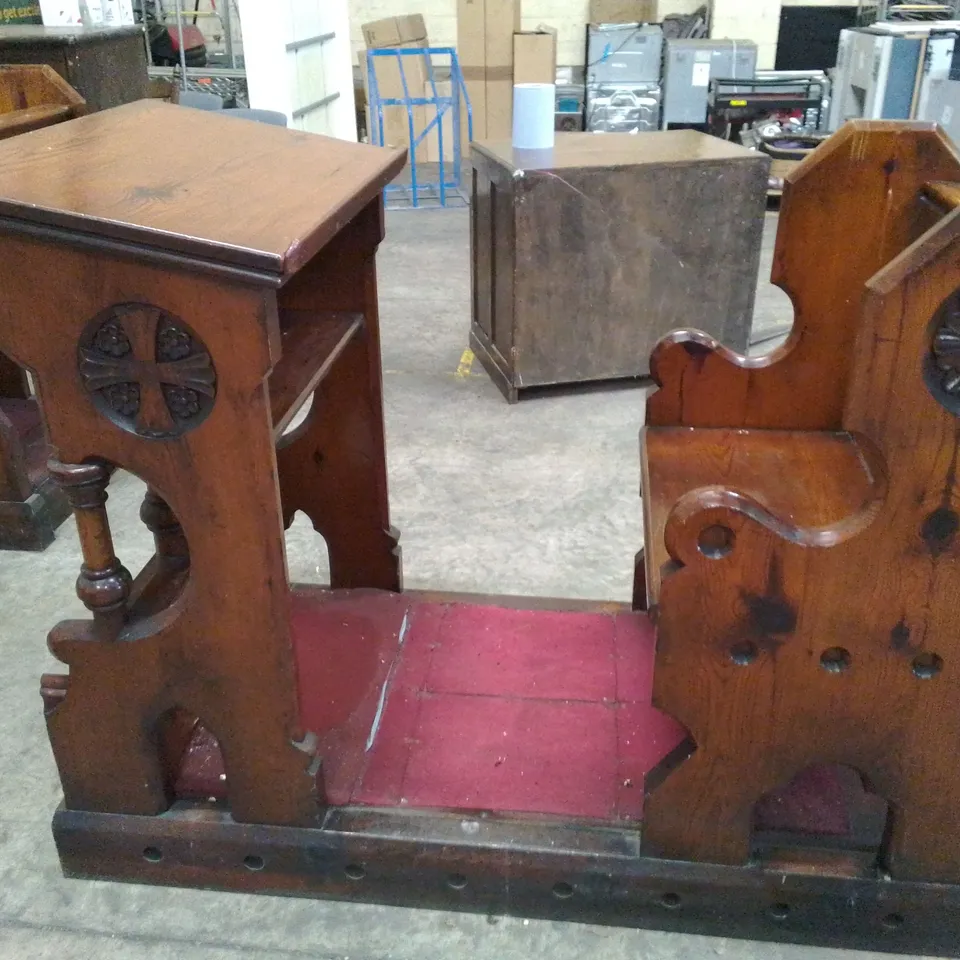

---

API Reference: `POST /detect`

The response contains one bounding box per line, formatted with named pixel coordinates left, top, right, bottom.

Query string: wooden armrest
left=0, top=104, right=72, bottom=140
left=641, top=427, right=884, bottom=604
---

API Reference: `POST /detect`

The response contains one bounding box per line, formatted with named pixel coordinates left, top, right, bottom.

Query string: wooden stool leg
left=277, top=325, right=401, bottom=591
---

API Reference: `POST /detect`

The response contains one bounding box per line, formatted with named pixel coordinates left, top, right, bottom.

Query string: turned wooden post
left=140, top=487, right=189, bottom=570
left=48, top=458, right=130, bottom=632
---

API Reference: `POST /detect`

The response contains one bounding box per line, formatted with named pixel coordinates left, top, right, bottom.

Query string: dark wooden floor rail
left=2, top=109, right=960, bottom=956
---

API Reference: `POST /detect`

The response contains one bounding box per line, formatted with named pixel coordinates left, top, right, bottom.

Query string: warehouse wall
left=350, top=0, right=704, bottom=66
left=347, top=0, right=858, bottom=68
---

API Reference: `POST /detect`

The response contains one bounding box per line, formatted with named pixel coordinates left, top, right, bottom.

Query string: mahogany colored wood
left=51, top=800, right=960, bottom=957
left=642, top=133, right=960, bottom=884
left=0, top=101, right=405, bottom=826
left=0, top=100, right=404, bottom=277
left=647, top=121, right=960, bottom=431
left=0, top=64, right=85, bottom=139
left=275, top=200, right=401, bottom=592
left=640, top=428, right=883, bottom=605
left=0, top=380, right=71, bottom=551
left=270, top=312, right=362, bottom=437
left=9, top=106, right=960, bottom=955
left=633, top=120, right=960, bottom=608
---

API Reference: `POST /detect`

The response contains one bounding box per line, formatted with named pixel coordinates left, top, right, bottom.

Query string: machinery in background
left=827, top=21, right=960, bottom=130
left=706, top=71, right=829, bottom=143
left=858, top=0, right=960, bottom=25
left=914, top=27, right=960, bottom=140
left=585, top=23, right=663, bottom=133
left=661, top=38, right=758, bottom=128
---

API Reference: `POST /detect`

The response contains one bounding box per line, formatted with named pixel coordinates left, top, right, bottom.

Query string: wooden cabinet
left=469, top=131, right=769, bottom=402
left=0, top=25, right=147, bottom=112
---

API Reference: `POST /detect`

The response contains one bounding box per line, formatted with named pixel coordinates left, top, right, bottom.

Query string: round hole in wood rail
left=344, top=863, right=366, bottom=881
left=912, top=652, right=943, bottom=679
left=698, top=524, right=735, bottom=559
left=552, top=881, right=575, bottom=899
left=447, top=873, right=468, bottom=891
left=142, top=846, right=163, bottom=863
left=243, top=855, right=265, bottom=872
left=881, top=912, right=905, bottom=930
left=659, top=892, right=682, bottom=909
left=769, top=902, right=791, bottom=920
left=729, top=641, right=758, bottom=666
left=820, top=647, right=852, bottom=673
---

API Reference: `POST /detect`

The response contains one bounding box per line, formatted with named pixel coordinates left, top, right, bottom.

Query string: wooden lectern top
left=0, top=99, right=405, bottom=279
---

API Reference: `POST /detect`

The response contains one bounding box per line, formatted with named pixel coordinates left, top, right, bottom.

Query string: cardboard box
left=361, top=13, right=429, bottom=108
left=485, top=0, right=520, bottom=71
left=458, top=0, right=487, bottom=141
left=485, top=78, right=514, bottom=139
left=514, top=26, right=557, bottom=86
left=589, top=0, right=659, bottom=24
left=361, top=13, right=427, bottom=49
left=456, top=0, right=521, bottom=142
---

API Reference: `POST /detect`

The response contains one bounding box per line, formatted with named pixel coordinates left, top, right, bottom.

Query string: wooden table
left=0, top=99, right=403, bottom=821
left=469, top=131, right=769, bottom=402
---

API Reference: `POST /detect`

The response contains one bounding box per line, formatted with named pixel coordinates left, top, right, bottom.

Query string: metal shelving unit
left=857, top=0, right=960, bottom=25
left=140, top=0, right=248, bottom=104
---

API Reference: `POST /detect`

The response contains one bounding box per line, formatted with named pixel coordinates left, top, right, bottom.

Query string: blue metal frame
left=366, top=47, right=473, bottom=209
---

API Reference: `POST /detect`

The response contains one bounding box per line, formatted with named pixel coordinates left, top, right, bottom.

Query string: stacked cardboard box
left=457, top=0, right=521, bottom=143
left=514, top=26, right=557, bottom=86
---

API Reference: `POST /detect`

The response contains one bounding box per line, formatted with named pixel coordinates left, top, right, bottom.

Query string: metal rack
left=366, top=47, right=472, bottom=209
left=857, top=0, right=960, bottom=25
left=141, top=0, right=248, bottom=104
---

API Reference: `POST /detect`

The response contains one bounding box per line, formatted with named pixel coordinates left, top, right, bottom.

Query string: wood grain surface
left=644, top=196, right=960, bottom=884
left=0, top=100, right=406, bottom=275
left=647, top=121, right=960, bottom=430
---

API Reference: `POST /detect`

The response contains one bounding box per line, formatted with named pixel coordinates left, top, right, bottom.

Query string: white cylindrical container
left=512, top=83, right=556, bottom=150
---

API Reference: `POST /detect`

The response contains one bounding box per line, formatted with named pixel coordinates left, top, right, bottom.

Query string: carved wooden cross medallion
left=78, top=303, right=216, bottom=439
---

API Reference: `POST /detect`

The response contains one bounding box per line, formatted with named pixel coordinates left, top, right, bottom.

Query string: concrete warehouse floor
left=0, top=210, right=934, bottom=960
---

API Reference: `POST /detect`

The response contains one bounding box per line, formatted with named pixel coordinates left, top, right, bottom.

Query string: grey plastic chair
left=223, top=108, right=288, bottom=127
left=177, top=89, right=224, bottom=111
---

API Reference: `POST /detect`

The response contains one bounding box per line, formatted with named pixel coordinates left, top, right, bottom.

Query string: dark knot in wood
left=78, top=303, right=216, bottom=440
